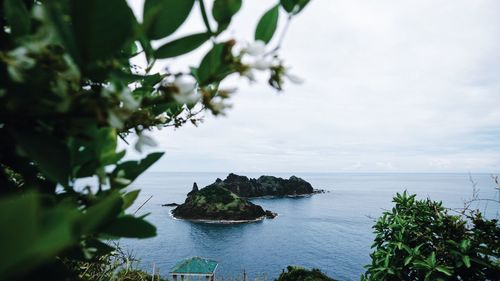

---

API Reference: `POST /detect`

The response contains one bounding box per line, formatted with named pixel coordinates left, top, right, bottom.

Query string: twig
left=118, top=133, right=129, bottom=145
left=134, top=195, right=153, bottom=215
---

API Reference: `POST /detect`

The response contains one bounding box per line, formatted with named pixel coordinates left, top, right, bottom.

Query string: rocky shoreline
left=169, top=210, right=271, bottom=224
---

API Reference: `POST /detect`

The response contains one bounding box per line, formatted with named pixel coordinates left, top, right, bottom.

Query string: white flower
left=107, top=110, right=124, bottom=129
left=210, top=100, right=231, bottom=114
left=120, top=88, right=140, bottom=111
left=172, top=76, right=200, bottom=105
left=244, top=40, right=266, bottom=56
left=6, top=47, right=36, bottom=82
left=155, top=113, right=167, bottom=123
left=134, top=133, right=158, bottom=153
left=251, top=57, right=274, bottom=71
left=242, top=69, right=256, bottom=81
left=173, top=76, right=196, bottom=94
left=284, top=71, right=304, bottom=84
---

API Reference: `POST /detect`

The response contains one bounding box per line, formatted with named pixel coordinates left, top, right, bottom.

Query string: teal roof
left=170, top=257, right=218, bottom=275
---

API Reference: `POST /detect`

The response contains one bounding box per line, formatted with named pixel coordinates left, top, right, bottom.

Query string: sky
left=124, top=0, right=500, bottom=173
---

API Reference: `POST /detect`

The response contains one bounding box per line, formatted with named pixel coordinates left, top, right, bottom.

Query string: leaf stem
left=198, top=0, right=213, bottom=35
left=266, top=14, right=293, bottom=56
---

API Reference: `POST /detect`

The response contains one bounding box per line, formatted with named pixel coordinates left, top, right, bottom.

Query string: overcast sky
left=125, top=0, right=500, bottom=173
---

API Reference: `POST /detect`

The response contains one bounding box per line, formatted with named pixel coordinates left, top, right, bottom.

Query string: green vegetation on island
left=206, top=173, right=322, bottom=198
left=172, top=183, right=276, bottom=221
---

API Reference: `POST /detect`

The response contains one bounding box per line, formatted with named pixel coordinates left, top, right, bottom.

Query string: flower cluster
left=238, top=40, right=303, bottom=90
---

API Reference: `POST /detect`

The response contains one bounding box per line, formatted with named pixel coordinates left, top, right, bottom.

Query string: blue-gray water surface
left=121, top=172, right=499, bottom=281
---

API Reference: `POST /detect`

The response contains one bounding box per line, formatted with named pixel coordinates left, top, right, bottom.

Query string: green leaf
left=44, top=1, right=80, bottom=62
left=413, top=261, right=431, bottom=270
left=462, top=255, right=471, bottom=268
left=460, top=239, right=470, bottom=251
left=110, top=152, right=164, bottom=189
left=428, top=252, right=436, bottom=266
left=280, top=0, right=296, bottom=12
left=15, top=132, right=70, bottom=187
left=435, top=266, right=453, bottom=276
left=144, top=0, right=195, bottom=40
left=85, top=239, right=115, bottom=256
left=197, top=43, right=232, bottom=85
left=102, top=215, right=156, bottom=238
left=71, top=0, right=135, bottom=61
left=280, top=0, right=310, bottom=14
left=4, top=0, right=31, bottom=37
left=255, top=4, right=280, bottom=44
left=70, top=127, right=124, bottom=179
left=155, top=32, right=211, bottom=59
left=122, top=190, right=140, bottom=210
left=80, top=193, right=123, bottom=235
left=0, top=193, right=77, bottom=279
left=212, top=0, right=242, bottom=25
left=95, top=128, right=120, bottom=166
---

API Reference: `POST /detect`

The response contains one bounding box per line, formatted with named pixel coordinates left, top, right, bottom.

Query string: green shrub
left=362, top=191, right=500, bottom=281
left=276, top=266, right=337, bottom=281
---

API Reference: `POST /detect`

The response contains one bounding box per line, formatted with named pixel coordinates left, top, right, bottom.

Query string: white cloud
left=124, top=0, right=500, bottom=173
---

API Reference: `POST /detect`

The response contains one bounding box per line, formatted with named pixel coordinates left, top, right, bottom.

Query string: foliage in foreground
left=63, top=245, right=167, bottom=281
left=0, top=0, right=310, bottom=280
left=362, top=191, right=500, bottom=281
left=275, top=266, right=337, bottom=281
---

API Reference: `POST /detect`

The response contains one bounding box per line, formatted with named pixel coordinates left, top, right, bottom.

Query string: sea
left=121, top=172, right=500, bottom=281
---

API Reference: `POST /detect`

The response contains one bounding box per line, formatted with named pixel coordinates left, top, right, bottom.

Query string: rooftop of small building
left=170, top=257, right=218, bottom=275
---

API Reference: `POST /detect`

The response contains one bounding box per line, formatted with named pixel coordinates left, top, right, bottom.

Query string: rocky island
left=170, top=174, right=321, bottom=222
left=205, top=173, right=320, bottom=197
left=172, top=183, right=277, bottom=222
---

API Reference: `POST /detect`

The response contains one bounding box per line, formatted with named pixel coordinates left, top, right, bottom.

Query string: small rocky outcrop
left=205, top=173, right=317, bottom=197
left=187, top=182, right=199, bottom=196
left=162, top=203, right=179, bottom=207
left=172, top=182, right=274, bottom=221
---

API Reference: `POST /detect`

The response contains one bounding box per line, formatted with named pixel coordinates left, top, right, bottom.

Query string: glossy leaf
left=80, top=193, right=123, bottom=235
left=144, top=0, right=195, bottom=40
left=197, top=43, right=235, bottom=85
left=462, top=256, right=471, bottom=268
left=122, top=190, right=141, bottom=210
left=71, top=0, right=135, bottom=62
left=85, top=239, right=115, bottom=256
left=3, top=0, right=30, bottom=37
left=110, top=152, right=164, bottom=189
left=155, top=32, right=211, bottom=59
left=70, top=127, right=125, bottom=179
left=255, top=5, right=280, bottom=44
left=212, top=0, right=242, bottom=24
left=0, top=193, right=77, bottom=279
left=14, top=132, right=70, bottom=187
left=280, top=0, right=310, bottom=14
left=435, top=266, right=453, bottom=276
left=103, top=216, right=156, bottom=238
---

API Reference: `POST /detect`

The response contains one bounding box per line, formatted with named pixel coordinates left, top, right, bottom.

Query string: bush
left=276, top=266, right=337, bottom=281
left=362, top=191, right=500, bottom=281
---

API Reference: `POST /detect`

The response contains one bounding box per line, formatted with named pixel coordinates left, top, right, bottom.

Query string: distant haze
left=125, top=0, right=500, bottom=173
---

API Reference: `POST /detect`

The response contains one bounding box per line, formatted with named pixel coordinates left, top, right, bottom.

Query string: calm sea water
left=121, top=172, right=499, bottom=281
